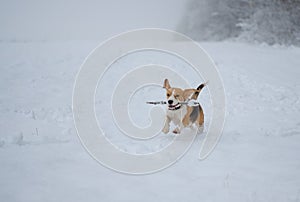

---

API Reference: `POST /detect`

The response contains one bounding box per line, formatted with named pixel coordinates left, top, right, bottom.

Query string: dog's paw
left=172, top=127, right=181, bottom=134
left=162, top=127, right=169, bottom=134
left=197, top=125, right=204, bottom=134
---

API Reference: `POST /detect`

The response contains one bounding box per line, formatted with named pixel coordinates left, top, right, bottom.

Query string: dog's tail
left=192, top=81, right=208, bottom=99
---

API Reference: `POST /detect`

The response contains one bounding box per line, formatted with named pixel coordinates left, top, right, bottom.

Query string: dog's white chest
left=166, top=106, right=187, bottom=126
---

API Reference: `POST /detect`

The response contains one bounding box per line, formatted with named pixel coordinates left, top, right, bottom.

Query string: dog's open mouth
left=168, top=103, right=181, bottom=110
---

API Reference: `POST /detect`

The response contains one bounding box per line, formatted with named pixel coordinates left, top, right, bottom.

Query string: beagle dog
left=162, top=79, right=206, bottom=134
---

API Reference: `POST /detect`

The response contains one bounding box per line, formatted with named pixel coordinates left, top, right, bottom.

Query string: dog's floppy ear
left=163, top=79, right=171, bottom=89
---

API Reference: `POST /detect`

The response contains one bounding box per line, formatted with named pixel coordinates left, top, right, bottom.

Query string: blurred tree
left=178, top=0, right=300, bottom=45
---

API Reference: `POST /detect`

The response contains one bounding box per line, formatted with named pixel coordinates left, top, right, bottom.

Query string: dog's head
left=163, top=79, right=205, bottom=110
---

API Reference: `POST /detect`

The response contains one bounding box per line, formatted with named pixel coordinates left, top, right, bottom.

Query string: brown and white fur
left=162, top=79, right=206, bottom=134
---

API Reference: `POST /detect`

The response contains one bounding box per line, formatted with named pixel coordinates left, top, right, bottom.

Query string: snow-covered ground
left=1, top=40, right=300, bottom=202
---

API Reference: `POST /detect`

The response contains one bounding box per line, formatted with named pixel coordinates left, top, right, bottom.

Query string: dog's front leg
left=162, top=116, right=171, bottom=134
left=173, top=122, right=184, bottom=134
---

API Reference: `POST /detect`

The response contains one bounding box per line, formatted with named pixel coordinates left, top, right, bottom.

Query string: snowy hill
left=0, top=40, right=299, bottom=201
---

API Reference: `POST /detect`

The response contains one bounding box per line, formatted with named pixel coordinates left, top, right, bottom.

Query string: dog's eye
left=167, top=93, right=170, bottom=97
left=174, top=95, right=179, bottom=98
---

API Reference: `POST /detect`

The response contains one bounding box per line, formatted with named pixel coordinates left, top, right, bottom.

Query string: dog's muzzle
left=168, top=103, right=181, bottom=110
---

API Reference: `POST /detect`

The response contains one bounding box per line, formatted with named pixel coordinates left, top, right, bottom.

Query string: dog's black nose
left=168, top=100, right=173, bottom=105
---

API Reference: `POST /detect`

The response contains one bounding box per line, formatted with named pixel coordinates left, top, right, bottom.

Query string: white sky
left=0, top=0, right=188, bottom=40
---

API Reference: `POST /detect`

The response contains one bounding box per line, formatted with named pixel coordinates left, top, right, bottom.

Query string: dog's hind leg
left=196, top=105, right=204, bottom=134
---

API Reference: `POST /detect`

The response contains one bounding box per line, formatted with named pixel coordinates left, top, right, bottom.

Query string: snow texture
left=1, top=40, right=300, bottom=202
